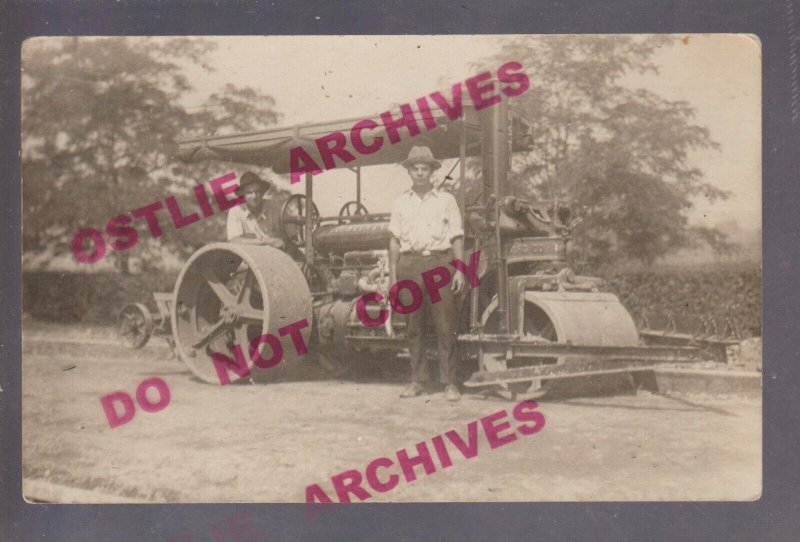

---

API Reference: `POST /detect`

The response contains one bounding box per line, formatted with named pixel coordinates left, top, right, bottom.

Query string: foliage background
left=475, top=35, right=737, bottom=265
left=21, top=37, right=285, bottom=273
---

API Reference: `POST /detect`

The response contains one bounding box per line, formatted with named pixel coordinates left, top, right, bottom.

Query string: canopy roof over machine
left=175, top=100, right=530, bottom=173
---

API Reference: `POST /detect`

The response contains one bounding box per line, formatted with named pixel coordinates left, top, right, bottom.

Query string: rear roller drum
left=479, top=291, right=639, bottom=399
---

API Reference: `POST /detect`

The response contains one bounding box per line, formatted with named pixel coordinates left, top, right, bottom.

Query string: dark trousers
left=396, top=252, right=457, bottom=385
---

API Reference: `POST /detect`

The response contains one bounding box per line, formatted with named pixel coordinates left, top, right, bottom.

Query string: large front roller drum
left=171, top=243, right=312, bottom=384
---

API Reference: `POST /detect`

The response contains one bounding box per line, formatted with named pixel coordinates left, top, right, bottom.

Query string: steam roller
left=163, top=94, right=726, bottom=397
left=171, top=242, right=312, bottom=384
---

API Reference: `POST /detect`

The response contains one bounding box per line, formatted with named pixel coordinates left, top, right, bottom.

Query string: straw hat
left=400, top=146, right=442, bottom=170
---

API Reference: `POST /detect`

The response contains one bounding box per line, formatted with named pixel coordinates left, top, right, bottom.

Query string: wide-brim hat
left=400, top=145, right=441, bottom=170
left=235, top=172, right=272, bottom=196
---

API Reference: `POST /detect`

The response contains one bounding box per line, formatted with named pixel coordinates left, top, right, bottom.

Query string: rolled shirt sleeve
left=226, top=207, right=245, bottom=240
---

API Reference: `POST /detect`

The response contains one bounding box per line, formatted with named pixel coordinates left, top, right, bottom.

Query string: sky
left=181, top=34, right=761, bottom=231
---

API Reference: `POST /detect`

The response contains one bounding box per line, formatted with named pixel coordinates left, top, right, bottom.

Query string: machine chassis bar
left=346, top=335, right=699, bottom=361
left=463, top=361, right=664, bottom=387
left=461, top=334, right=699, bottom=361
left=345, top=334, right=699, bottom=361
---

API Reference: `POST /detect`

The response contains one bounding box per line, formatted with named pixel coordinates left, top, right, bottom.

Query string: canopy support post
left=461, top=117, right=480, bottom=331
left=492, top=95, right=509, bottom=334
left=356, top=166, right=362, bottom=206
left=305, top=172, right=314, bottom=267
left=459, top=120, right=466, bottom=217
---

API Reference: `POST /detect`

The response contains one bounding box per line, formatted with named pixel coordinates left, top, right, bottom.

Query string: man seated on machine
left=226, top=171, right=284, bottom=248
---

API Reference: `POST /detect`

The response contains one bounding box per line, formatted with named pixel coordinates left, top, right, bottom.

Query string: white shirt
left=388, top=188, right=464, bottom=253
left=226, top=200, right=281, bottom=241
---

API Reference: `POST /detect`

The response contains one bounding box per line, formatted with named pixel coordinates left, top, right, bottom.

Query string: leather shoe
left=400, top=382, right=426, bottom=398
left=444, top=384, right=461, bottom=402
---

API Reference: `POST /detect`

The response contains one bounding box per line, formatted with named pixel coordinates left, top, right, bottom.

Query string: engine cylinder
left=313, top=222, right=392, bottom=254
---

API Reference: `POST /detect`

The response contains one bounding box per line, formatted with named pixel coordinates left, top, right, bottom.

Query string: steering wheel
left=280, top=194, right=320, bottom=247
left=337, top=201, right=369, bottom=224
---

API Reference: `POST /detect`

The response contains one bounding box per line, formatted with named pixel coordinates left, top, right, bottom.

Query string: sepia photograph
left=20, top=34, right=762, bottom=504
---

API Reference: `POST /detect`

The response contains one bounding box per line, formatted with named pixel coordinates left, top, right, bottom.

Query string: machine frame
left=118, top=90, right=739, bottom=396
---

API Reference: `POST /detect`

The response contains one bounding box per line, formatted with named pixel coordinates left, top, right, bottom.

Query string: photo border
left=1, top=1, right=795, bottom=540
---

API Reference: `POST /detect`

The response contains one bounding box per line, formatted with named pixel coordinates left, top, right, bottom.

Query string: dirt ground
left=21, top=322, right=761, bottom=503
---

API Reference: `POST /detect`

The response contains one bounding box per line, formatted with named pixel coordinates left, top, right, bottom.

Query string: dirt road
left=22, top=323, right=761, bottom=503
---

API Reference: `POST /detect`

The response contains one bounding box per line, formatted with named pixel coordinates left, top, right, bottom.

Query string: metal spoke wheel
left=117, top=303, right=155, bottom=349
left=337, top=201, right=369, bottom=224
left=171, top=243, right=312, bottom=384
left=281, top=194, right=320, bottom=247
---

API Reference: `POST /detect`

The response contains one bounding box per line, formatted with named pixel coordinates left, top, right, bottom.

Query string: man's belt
left=402, top=249, right=451, bottom=256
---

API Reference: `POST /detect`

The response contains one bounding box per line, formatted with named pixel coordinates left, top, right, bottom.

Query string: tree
left=481, top=35, right=731, bottom=265
left=22, top=37, right=282, bottom=272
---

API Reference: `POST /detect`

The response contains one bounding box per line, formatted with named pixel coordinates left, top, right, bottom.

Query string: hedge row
left=23, top=270, right=178, bottom=324
left=599, top=264, right=762, bottom=337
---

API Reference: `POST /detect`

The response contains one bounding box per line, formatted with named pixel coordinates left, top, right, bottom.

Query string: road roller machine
left=151, top=89, right=716, bottom=394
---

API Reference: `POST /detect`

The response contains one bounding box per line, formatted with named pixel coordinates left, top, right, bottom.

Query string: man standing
left=226, top=171, right=284, bottom=248
left=389, top=146, right=466, bottom=402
